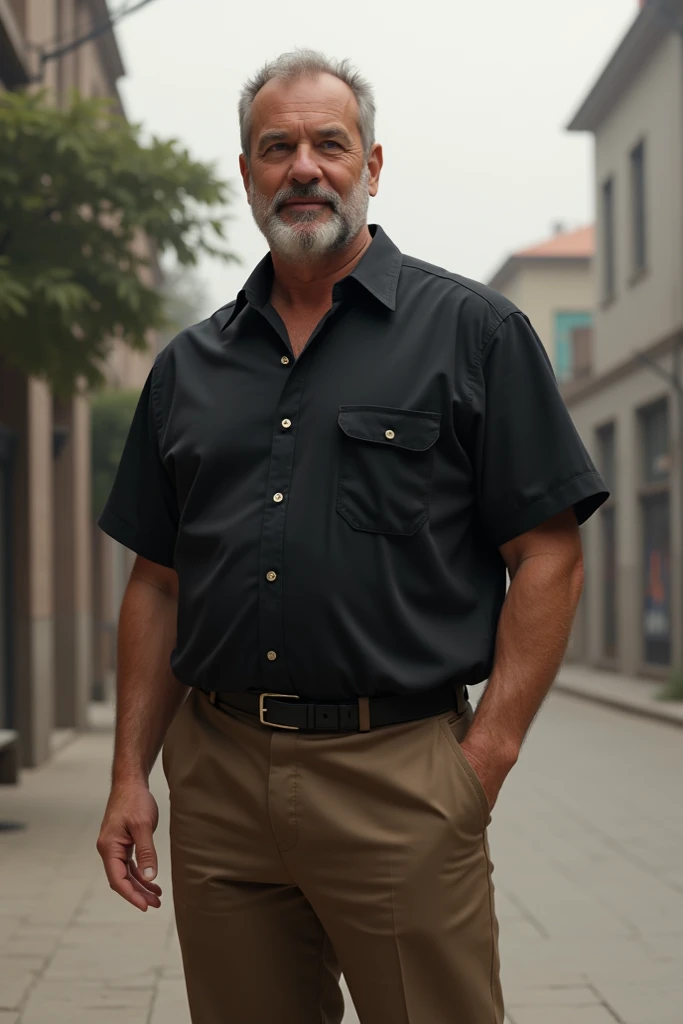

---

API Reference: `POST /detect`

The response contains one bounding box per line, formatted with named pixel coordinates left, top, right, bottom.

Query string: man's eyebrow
left=316, top=126, right=353, bottom=144
left=257, top=129, right=290, bottom=150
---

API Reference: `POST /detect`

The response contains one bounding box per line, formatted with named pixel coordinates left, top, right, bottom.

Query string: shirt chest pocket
left=336, top=405, right=441, bottom=536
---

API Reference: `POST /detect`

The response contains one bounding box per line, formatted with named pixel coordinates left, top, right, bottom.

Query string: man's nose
left=288, top=144, right=321, bottom=185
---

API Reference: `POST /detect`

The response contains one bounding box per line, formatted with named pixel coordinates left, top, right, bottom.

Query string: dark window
left=641, top=400, right=669, bottom=483
left=602, top=177, right=616, bottom=302
left=631, top=141, right=647, bottom=275
left=602, top=507, right=617, bottom=659
left=642, top=493, right=671, bottom=665
left=597, top=422, right=616, bottom=495
left=596, top=423, right=617, bottom=659
left=639, top=400, right=671, bottom=666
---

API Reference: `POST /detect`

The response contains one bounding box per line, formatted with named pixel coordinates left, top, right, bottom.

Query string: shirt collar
left=220, top=224, right=402, bottom=331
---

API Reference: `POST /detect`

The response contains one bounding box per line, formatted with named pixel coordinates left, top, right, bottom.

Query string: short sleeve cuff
left=488, top=470, right=609, bottom=548
left=98, top=505, right=176, bottom=569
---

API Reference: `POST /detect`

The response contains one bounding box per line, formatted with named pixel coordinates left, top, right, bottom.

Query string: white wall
left=593, top=32, right=683, bottom=376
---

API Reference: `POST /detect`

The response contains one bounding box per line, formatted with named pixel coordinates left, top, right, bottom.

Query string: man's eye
left=320, top=141, right=342, bottom=150
left=268, top=143, right=288, bottom=152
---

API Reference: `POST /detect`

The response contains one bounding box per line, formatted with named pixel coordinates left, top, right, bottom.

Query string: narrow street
left=0, top=690, right=681, bottom=1024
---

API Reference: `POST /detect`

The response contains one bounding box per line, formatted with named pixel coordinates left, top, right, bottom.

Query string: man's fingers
left=129, top=823, right=159, bottom=883
left=103, top=853, right=150, bottom=912
left=129, top=859, right=163, bottom=899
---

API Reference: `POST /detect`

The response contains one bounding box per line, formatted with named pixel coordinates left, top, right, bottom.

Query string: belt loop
left=358, top=697, right=371, bottom=732
left=209, top=691, right=217, bottom=706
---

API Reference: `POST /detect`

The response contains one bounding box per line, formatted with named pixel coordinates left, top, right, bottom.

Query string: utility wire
left=39, top=0, right=160, bottom=68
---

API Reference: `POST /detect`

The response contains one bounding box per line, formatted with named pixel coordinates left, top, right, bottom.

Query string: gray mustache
left=274, top=186, right=340, bottom=213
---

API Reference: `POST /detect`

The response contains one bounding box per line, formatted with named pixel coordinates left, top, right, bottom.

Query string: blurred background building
left=564, top=0, right=683, bottom=678
left=0, top=0, right=160, bottom=779
left=492, top=0, right=683, bottom=682
left=487, top=224, right=595, bottom=383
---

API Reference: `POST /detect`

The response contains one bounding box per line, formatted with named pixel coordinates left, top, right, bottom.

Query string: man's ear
left=367, top=143, right=383, bottom=198
left=239, top=154, right=251, bottom=204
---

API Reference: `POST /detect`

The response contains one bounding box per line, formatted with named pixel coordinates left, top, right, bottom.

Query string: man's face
left=240, top=73, right=382, bottom=262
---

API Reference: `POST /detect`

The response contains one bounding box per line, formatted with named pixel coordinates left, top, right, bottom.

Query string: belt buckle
left=258, top=693, right=300, bottom=730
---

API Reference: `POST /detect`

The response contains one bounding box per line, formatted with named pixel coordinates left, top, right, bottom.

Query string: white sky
left=115, top=0, right=638, bottom=318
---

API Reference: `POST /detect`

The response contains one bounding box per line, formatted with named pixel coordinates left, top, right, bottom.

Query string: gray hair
left=238, top=49, right=376, bottom=164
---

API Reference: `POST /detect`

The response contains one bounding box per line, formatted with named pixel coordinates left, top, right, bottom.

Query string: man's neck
left=270, top=225, right=373, bottom=311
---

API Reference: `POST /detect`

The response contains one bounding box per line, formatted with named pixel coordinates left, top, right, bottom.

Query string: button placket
left=257, top=355, right=311, bottom=687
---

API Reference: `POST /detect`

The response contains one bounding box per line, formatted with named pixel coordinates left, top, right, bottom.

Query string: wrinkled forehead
left=250, top=73, right=362, bottom=144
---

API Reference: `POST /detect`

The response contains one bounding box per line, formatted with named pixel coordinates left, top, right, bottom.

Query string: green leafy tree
left=0, top=90, right=236, bottom=396
left=90, top=388, right=140, bottom=520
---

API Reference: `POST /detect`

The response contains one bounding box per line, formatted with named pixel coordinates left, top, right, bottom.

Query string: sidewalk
left=555, top=663, right=683, bottom=727
left=1, top=677, right=681, bottom=1023
left=0, top=703, right=189, bottom=1024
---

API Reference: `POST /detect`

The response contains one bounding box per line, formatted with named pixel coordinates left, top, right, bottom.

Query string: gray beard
left=249, top=169, right=370, bottom=263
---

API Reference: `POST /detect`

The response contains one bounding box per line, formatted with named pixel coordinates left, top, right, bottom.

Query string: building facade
left=487, top=225, right=595, bottom=382
left=0, top=0, right=158, bottom=775
left=565, top=0, right=683, bottom=678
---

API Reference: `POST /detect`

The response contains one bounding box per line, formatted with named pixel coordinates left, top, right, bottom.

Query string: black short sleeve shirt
left=98, top=225, right=608, bottom=699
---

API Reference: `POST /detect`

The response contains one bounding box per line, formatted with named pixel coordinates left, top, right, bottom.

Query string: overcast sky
left=115, top=0, right=638, bottom=318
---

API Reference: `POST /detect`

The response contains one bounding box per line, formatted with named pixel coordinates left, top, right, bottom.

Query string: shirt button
left=266, top=571, right=277, bottom=582
left=385, top=429, right=395, bottom=440
left=273, top=492, right=284, bottom=503
left=281, top=418, right=292, bottom=429
left=266, top=650, right=278, bottom=661
left=281, top=356, right=290, bottom=365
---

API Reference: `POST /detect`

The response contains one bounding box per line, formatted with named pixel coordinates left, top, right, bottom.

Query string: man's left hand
left=458, top=738, right=518, bottom=812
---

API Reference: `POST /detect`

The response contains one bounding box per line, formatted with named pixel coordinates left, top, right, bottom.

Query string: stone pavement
left=0, top=687, right=681, bottom=1024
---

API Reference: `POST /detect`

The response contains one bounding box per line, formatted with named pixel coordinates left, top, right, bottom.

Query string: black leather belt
left=204, top=682, right=469, bottom=733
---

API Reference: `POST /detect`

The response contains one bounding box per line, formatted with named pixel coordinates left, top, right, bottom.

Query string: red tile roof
left=515, top=225, right=595, bottom=260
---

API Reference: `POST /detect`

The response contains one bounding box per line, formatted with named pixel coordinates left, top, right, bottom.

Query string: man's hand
left=459, top=736, right=518, bottom=813
left=96, top=783, right=163, bottom=912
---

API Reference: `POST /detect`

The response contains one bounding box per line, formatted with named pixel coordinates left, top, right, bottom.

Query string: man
left=96, top=50, right=608, bottom=1024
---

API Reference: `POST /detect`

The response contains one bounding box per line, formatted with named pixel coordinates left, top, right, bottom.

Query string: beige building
left=0, top=0, right=157, bottom=779
left=488, top=225, right=595, bottom=381
left=564, top=0, right=683, bottom=678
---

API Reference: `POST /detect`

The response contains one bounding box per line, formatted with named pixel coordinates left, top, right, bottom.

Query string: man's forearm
left=466, top=552, right=584, bottom=764
left=112, top=576, right=189, bottom=788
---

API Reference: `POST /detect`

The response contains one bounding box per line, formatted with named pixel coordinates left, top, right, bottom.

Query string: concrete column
left=25, top=0, right=58, bottom=90
left=0, top=365, right=55, bottom=766
left=92, top=526, right=116, bottom=703
left=53, top=395, right=93, bottom=728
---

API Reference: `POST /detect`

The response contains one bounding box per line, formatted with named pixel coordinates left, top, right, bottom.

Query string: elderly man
left=96, top=50, right=608, bottom=1024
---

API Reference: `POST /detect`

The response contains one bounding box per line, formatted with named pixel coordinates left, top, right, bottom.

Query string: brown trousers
left=162, top=688, right=504, bottom=1024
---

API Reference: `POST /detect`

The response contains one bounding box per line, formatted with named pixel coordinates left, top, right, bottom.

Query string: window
left=597, top=422, right=616, bottom=494
left=630, top=141, right=647, bottom=276
left=602, top=177, right=616, bottom=302
left=596, top=423, right=617, bottom=659
left=641, top=400, right=669, bottom=482
left=554, top=312, right=593, bottom=383
left=639, top=401, right=671, bottom=666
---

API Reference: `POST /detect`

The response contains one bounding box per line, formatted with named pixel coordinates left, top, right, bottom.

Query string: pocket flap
left=338, top=406, right=441, bottom=452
